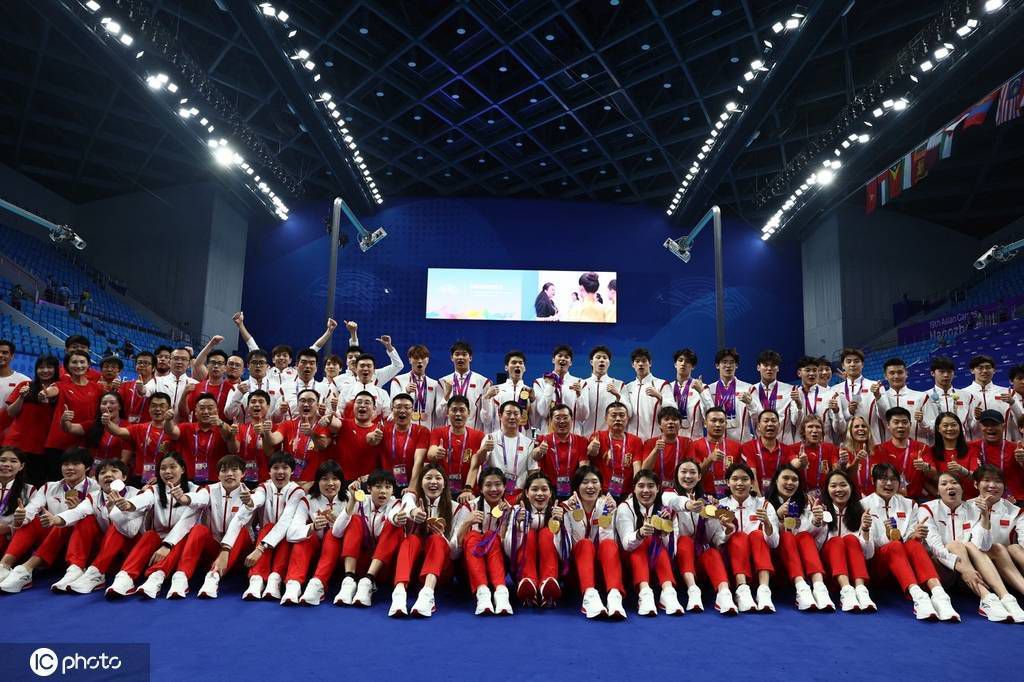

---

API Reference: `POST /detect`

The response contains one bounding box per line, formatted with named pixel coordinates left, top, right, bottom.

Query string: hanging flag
left=962, top=90, right=999, bottom=129
left=900, top=152, right=913, bottom=191
left=887, top=162, right=905, bottom=200
left=996, top=72, right=1024, bottom=125
left=866, top=175, right=879, bottom=214
left=877, top=171, right=890, bottom=206
left=910, top=144, right=935, bottom=186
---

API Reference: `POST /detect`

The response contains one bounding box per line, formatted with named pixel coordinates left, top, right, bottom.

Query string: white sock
left=930, top=584, right=948, bottom=598
left=794, top=577, right=807, bottom=587
left=908, top=584, right=926, bottom=599
left=718, top=584, right=731, bottom=595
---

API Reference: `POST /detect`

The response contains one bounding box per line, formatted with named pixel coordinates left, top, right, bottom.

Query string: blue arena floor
left=4, top=573, right=1020, bottom=681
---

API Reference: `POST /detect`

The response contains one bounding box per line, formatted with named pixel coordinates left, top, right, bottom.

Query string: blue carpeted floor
left=4, top=573, right=1020, bottom=681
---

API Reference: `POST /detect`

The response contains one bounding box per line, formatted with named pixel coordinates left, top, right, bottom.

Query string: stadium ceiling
left=0, top=0, right=1021, bottom=236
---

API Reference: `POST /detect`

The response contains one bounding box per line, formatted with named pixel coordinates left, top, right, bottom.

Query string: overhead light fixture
left=872, top=107, right=883, bottom=117
left=261, top=4, right=277, bottom=17
left=103, top=19, right=121, bottom=35
left=119, top=33, right=133, bottom=46
left=85, top=0, right=101, bottom=10
left=785, top=17, right=800, bottom=30
left=934, top=46, right=950, bottom=60
left=920, top=59, right=934, bottom=72
left=277, top=10, right=289, bottom=21
left=772, top=21, right=784, bottom=33
left=893, top=98, right=908, bottom=111
left=817, top=169, right=835, bottom=185
left=985, top=0, right=1005, bottom=12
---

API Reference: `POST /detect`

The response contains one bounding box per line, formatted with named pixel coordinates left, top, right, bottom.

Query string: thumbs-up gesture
left=913, top=452, right=930, bottom=472
left=587, top=438, right=600, bottom=458
left=479, top=434, right=495, bottom=454
left=645, top=385, right=661, bottom=399
left=61, top=408, right=75, bottom=424
left=1015, top=442, right=1024, bottom=465
left=532, top=439, right=548, bottom=461
left=796, top=445, right=808, bottom=469
left=299, top=419, right=314, bottom=437
left=829, top=394, right=839, bottom=413
left=40, top=509, right=64, bottom=528
left=101, top=412, right=111, bottom=426
left=367, top=425, right=384, bottom=446
left=569, top=381, right=583, bottom=395
left=237, top=382, right=250, bottom=395
left=711, top=446, right=725, bottom=463
left=232, top=311, right=244, bottom=326
left=344, top=320, right=358, bottom=334
left=810, top=498, right=824, bottom=526
left=37, top=390, right=49, bottom=404
left=440, top=378, right=452, bottom=399
left=974, top=404, right=983, bottom=419
left=376, top=335, right=393, bottom=351
left=238, top=484, right=253, bottom=508
left=913, top=407, right=924, bottom=423
left=14, top=498, right=26, bottom=527
left=738, top=386, right=755, bottom=405
left=849, top=399, right=860, bottom=415
left=910, top=521, right=928, bottom=541
left=860, top=510, right=874, bottom=532
left=606, top=382, right=620, bottom=399
left=790, top=386, right=801, bottom=406
left=692, top=376, right=705, bottom=393
left=871, top=381, right=882, bottom=398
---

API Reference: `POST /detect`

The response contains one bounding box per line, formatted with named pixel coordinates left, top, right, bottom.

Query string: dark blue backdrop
left=242, top=196, right=804, bottom=381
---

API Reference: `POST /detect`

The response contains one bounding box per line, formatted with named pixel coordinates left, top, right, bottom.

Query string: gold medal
left=411, top=411, right=421, bottom=422
left=657, top=517, right=673, bottom=533
left=571, top=508, right=585, bottom=522
left=598, top=514, right=613, bottom=529
left=703, top=504, right=718, bottom=518
left=548, top=518, right=561, bottom=534
left=519, top=388, right=531, bottom=401
left=715, top=508, right=736, bottom=524
left=491, top=506, right=504, bottom=519
left=888, top=527, right=902, bottom=542
left=783, top=516, right=798, bottom=531
left=354, top=490, right=366, bottom=502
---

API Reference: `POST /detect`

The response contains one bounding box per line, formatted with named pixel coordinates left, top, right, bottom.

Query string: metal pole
left=711, top=206, right=725, bottom=349
left=326, top=198, right=342, bottom=324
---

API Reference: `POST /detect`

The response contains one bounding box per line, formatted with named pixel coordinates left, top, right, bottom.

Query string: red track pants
left=822, top=535, right=869, bottom=582
left=676, top=536, right=729, bottom=586
left=572, top=538, right=624, bottom=593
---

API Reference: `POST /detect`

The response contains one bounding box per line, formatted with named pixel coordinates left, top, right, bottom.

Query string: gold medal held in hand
left=715, top=508, right=735, bottom=524
left=354, top=490, right=366, bottom=502
left=491, top=506, right=504, bottom=519
left=598, top=514, right=613, bottom=529
left=702, top=504, right=718, bottom=519
left=571, top=508, right=585, bottom=522
left=783, top=516, right=798, bottom=531
left=548, top=518, right=561, bottom=534
left=888, top=527, right=902, bottom=542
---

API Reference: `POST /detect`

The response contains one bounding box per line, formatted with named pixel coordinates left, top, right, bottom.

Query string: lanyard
left=452, top=373, right=470, bottom=396
left=609, top=434, right=627, bottom=478
left=445, top=427, right=467, bottom=474
left=390, top=426, right=413, bottom=467
left=500, top=433, right=522, bottom=477
left=758, top=382, right=779, bottom=410
left=674, top=378, right=693, bottom=415
left=552, top=434, right=575, bottom=479
left=716, top=380, right=737, bottom=417
left=411, top=375, right=427, bottom=411
left=194, top=428, right=215, bottom=473
left=802, top=385, right=819, bottom=413
left=754, top=439, right=780, bottom=481
left=143, top=424, right=165, bottom=467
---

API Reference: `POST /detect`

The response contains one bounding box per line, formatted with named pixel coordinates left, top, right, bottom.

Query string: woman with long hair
left=815, top=469, right=876, bottom=612
left=388, top=462, right=456, bottom=617
left=3, top=355, right=60, bottom=485
left=931, top=412, right=979, bottom=498
left=505, top=470, right=565, bottom=608
left=564, top=465, right=625, bottom=619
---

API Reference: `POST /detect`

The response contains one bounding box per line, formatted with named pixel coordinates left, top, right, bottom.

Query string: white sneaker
left=855, top=584, right=877, bottom=612
left=606, top=588, right=627, bottom=620
left=910, top=588, right=937, bottom=621
left=980, top=594, right=1011, bottom=622
left=735, top=584, right=755, bottom=613
left=474, top=585, right=494, bottom=615
left=300, top=578, right=324, bottom=606
left=0, top=566, right=32, bottom=593
left=105, top=571, right=135, bottom=599
left=197, top=571, right=220, bottom=599
left=166, top=571, right=189, bottom=599
left=1000, top=594, right=1024, bottom=623
left=410, top=587, right=435, bottom=617
left=839, top=585, right=858, bottom=612
left=262, top=573, right=283, bottom=600
left=242, top=575, right=264, bottom=601
left=659, top=584, right=685, bottom=615
left=280, top=580, right=302, bottom=606
left=812, top=582, right=835, bottom=611
left=686, top=585, right=704, bottom=612
left=493, top=585, right=514, bottom=615
left=756, top=585, right=775, bottom=613
left=795, top=582, right=815, bottom=611
left=637, top=586, right=657, bottom=616
left=334, top=576, right=357, bottom=606
left=581, top=587, right=607, bottom=619
left=0, top=565, right=10, bottom=583
left=69, top=566, right=106, bottom=594
left=930, top=590, right=960, bottom=622
left=389, top=584, right=408, bottom=617
left=51, top=565, right=84, bottom=593
left=137, top=570, right=165, bottom=599
left=354, top=577, right=375, bottom=607
left=715, top=587, right=738, bottom=615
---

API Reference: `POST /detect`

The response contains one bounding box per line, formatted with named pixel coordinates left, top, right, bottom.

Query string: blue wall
left=242, top=197, right=804, bottom=382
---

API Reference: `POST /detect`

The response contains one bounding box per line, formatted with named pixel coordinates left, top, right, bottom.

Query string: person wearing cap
left=996, top=364, right=1024, bottom=442
left=959, top=355, right=1007, bottom=440
left=969, top=409, right=1024, bottom=502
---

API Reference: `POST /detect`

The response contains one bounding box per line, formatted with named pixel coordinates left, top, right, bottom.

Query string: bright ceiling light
left=985, top=0, right=1005, bottom=11
left=920, top=59, right=933, bottom=72
left=872, top=107, right=883, bottom=117
left=785, top=17, right=799, bottom=29
left=772, top=21, right=784, bottom=33
left=119, top=33, right=133, bottom=46
left=85, top=0, right=101, bottom=10
left=893, top=98, right=908, bottom=111
left=261, top=4, right=276, bottom=17
left=817, top=169, right=835, bottom=185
